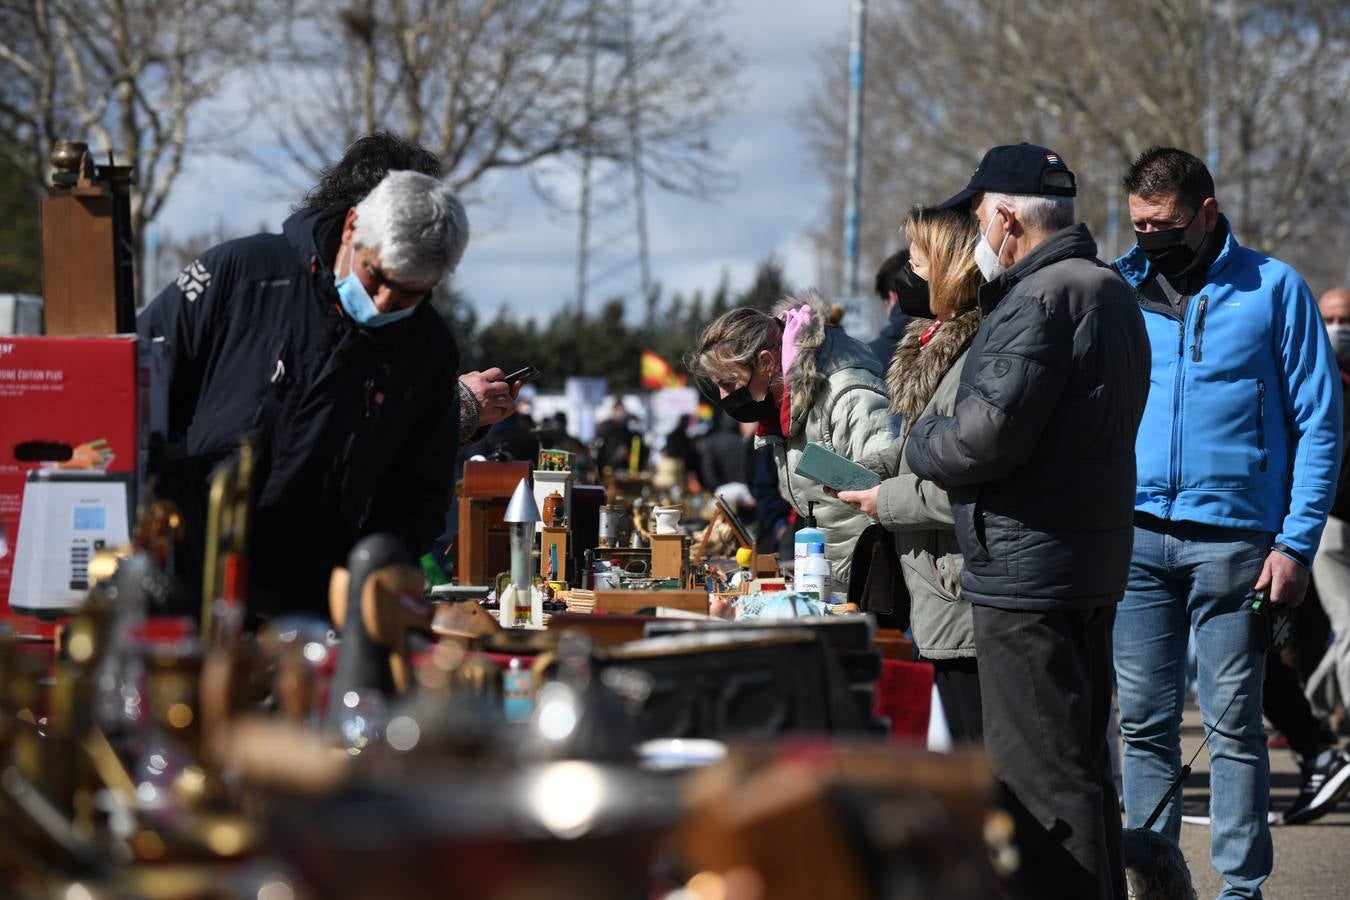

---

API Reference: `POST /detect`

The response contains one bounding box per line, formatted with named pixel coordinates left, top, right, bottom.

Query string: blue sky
left=153, top=1, right=850, bottom=324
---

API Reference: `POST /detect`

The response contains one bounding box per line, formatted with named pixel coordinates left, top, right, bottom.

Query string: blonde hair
left=904, top=206, right=984, bottom=318
left=689, top=308, right=781, bottom=383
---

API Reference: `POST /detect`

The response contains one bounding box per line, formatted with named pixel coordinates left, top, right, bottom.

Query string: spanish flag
left=640, top=350, right=685, bottom=389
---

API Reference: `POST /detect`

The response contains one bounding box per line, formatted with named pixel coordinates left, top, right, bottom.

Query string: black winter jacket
left=905, top=225, right=1149, bottom=611
left=139, top=206, right=459, bottom=618
left=867, top=303, right=910, bottom=369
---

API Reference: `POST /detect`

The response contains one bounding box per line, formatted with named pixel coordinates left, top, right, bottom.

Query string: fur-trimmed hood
left=771, top=289, right=882, bottom=438
left=886, top=307, right=982, bottom=421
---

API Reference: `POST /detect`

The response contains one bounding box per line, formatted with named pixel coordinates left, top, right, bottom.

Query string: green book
left=793, top=442, right=881, bottom=492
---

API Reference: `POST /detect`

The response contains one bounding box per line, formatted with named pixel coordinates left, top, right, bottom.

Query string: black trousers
left=926, top=656, right=984, bottom=744
left=974, top=603, right=1125, bottom=900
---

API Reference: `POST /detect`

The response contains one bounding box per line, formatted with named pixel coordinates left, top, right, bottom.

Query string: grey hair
left=352, top=171, right=469, bottom=285
left=985, top=191, right=1075, bottom=233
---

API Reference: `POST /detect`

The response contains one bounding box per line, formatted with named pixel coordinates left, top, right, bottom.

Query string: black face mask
left=719, top=384, right=777, bottom=423
left=892, top=262, right=933, bottom=318
left=1135, top=208, right=1206, bottom=279
left=896, top=285, right=932, bottom=319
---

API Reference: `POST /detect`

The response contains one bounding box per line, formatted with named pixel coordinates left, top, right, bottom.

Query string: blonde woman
left=690, top=290, right=900, bottom=591
left=837, top=206, right=986, bottom=742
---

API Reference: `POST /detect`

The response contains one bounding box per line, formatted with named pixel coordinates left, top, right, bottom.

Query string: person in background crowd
left=869, top=248, right=929, bottom=365
left=750, top=443, right=794, bottom=560
left=1112, top=147, right=1342, bottom=892
left=663, top=412, right=705, bottom=493
left=838, top=206, right=985, bottom=743
left=1300, top=285, right=1350, bottom=772
left=906, top=143, right=1149, bottom=900
left=1260, top=641, right=1347, bottom=825
left=595, top=401, right=636, bottom=471
left=141, top=171, right=469, bottom=619
left=701, top=411, right=752, bottom=492
left=300, top=130, right=519, bottom=447
left=464, top=411, right=540, bottom=464
left=691, top=289, right=900, bottom=591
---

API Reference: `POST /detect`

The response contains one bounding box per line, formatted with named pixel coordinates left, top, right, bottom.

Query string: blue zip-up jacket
left=1114, top=216, right=1341, bottom=563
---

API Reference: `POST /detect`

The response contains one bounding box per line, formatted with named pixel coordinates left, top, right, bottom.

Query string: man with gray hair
left=140, top=170, right=469, bottom=621
left=906, top=144, right=1150, bottom=899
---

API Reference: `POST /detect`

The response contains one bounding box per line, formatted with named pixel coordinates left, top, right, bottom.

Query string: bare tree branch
left=803, top=0, right=1350, bottom=294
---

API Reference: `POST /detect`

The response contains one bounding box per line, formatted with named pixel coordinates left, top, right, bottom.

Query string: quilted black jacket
left=905, top=224, right=1149, bottom=611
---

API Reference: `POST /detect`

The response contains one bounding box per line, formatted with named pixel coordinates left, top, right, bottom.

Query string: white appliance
left=10, top=470, right=131, bottom=616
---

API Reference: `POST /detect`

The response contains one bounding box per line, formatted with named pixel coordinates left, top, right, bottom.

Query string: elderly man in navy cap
left=905, top=144, right=1151, bottom=900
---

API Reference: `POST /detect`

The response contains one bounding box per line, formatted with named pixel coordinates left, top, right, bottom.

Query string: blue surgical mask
left=335, top=245, right=418, bottom=327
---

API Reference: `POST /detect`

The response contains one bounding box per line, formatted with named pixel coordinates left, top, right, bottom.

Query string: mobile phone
left=504, top=365, right=541, bottom=384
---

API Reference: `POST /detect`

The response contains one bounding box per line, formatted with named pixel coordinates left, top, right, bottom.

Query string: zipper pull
left=1191, top=295, right=1209, bottom=362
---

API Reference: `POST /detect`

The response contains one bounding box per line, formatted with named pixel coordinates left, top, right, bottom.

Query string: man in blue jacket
left=1113, top=146, right=1342, bottom=899
left=140, top=171, right=469, bottom=621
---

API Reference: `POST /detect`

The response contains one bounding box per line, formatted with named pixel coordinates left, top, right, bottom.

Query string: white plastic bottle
left=795, top=541, right=833, bottom=602
left=793, top=501, right=826, bottom=573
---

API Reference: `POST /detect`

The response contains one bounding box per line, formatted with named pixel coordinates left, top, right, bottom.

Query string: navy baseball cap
left=937, top=143, right=1077, bottom=210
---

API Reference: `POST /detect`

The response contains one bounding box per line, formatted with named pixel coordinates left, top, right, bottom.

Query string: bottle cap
left=809, top=541, right=825, bottom=554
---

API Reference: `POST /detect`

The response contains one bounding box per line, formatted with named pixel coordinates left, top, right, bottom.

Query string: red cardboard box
left=0, top=335, right=145, bottom=627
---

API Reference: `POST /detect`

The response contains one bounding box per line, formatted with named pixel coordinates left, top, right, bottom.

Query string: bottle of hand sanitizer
left=794, top=501, right=825, bottom=574
left=795, top=541, right=833, bottom=602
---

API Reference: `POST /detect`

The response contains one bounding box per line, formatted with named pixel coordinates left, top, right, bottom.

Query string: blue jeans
left=1115, top=519, right=1272, bottom=900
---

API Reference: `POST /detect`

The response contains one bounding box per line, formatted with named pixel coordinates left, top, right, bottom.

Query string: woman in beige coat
left=690, top=289, right=900, bottom=592
left=837, top=206, right=986, bottom=742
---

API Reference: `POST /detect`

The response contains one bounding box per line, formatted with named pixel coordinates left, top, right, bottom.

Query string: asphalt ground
left=1170, top=701, right=1350, bottom=899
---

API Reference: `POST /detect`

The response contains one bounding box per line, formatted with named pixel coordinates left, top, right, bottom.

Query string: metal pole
left=841, top=0, right=867, bottom=302
left=623, top=0, right=652, bottom=305
left=576, top=6, right=598, bottom=316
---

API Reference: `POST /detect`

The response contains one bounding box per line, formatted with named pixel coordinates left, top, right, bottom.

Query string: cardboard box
left=0, top=335, right=145, bottom=623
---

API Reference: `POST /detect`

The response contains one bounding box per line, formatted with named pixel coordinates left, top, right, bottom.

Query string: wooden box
left=456, top=461, right=531, bottom=586
left=592, top=589, right=708, bottom=615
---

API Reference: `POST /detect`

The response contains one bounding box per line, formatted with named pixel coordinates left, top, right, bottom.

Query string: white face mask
left=975, top=208, right=1012, bottom=281
left=1327, top=324, right=1350, bottom=365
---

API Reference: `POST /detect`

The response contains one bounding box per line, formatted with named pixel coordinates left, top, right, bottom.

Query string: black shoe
left=1284, top=749, right=1350, bottom=825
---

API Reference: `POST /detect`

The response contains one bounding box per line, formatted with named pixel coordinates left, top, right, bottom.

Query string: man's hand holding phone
left=461, top=365, right=537, bottom=427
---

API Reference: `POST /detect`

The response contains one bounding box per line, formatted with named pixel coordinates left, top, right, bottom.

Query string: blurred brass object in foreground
left=201, top=439, right=254, bottom=644
left=329, top=564, right=432, bottom=695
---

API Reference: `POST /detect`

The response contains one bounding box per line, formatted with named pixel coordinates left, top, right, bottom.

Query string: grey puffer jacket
left=761, top=292, right=902, bottom=590
left=859, top=309, right=980, bottom=659
left=905, top=225, right=1150, bottom=612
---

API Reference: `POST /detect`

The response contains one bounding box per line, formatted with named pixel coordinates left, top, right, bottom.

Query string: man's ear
left=342, top=206, right=359, bottom=244
left=1200, top=197, right=1220, bottom=232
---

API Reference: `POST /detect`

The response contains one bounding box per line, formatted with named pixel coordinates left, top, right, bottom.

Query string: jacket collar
left=1113, top=214, right=1240, bottom=291
left=887, top=305, right=981, bottom=420
left=977, top=223, right=1098, bottom=314
left=879, top=302, right=909, bottom=340
left=284, top=204, right=348, bottom=274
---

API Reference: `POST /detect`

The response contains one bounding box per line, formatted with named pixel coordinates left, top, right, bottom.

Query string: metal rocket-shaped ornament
left=502, top=478, right=541, bottom=627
